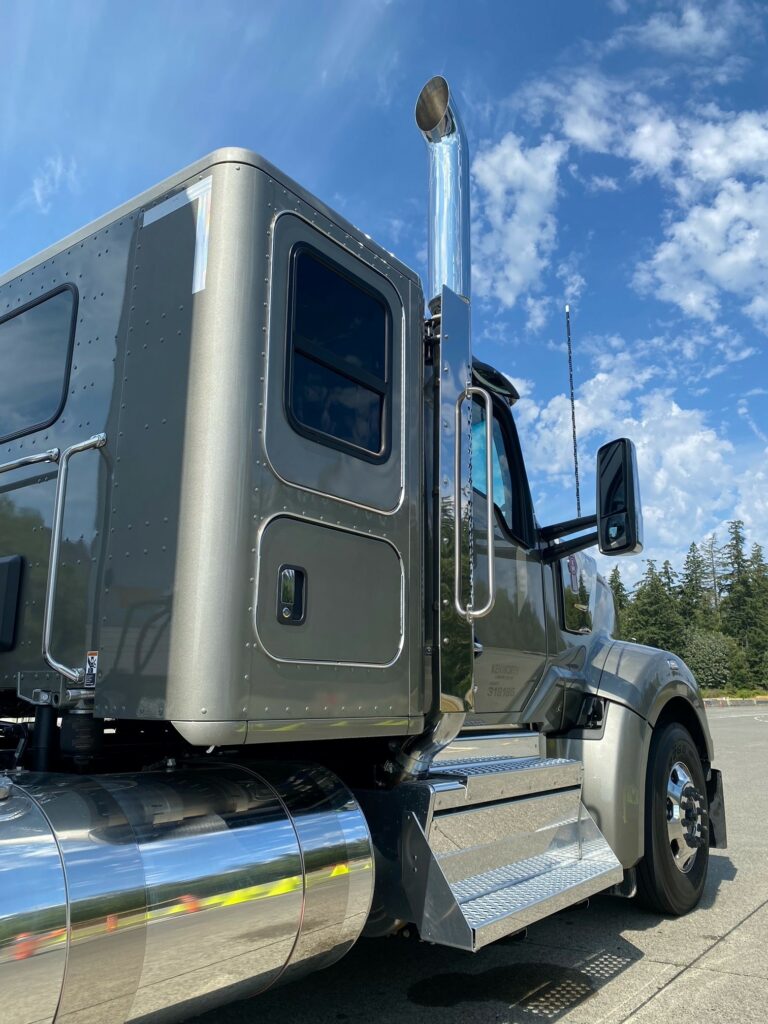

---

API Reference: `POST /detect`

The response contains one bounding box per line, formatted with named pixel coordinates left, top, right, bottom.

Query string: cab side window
left=560, top=551, right=598, bottom=633
left=472, top=404, right=515, bottom=528
left=471, top=398, right=534, bottom=547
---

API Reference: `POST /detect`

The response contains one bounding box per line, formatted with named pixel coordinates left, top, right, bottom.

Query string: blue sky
left=1, top=0, right=766, bottom=582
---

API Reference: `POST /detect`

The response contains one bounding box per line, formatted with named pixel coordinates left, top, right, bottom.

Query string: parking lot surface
left=191, top=707, right=767, bottom=1024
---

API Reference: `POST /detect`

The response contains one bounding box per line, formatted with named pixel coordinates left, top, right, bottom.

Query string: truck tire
left=636, top=722, right=709, bottom=915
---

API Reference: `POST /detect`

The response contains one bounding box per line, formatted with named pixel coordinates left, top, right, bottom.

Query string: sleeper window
left=0, top=286, right=76, bottom=443
left=287, top=247, right=390, bottom=460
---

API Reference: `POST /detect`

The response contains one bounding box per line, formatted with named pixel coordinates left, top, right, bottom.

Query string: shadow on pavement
left=187, top=856, right=739, bottom=1024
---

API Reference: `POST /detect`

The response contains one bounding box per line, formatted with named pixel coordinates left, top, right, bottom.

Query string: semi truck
left=0, top=76, right=726, bottom=1024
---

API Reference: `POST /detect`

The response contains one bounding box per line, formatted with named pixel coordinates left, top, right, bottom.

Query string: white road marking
left=707, top=710, right=768, bottom=719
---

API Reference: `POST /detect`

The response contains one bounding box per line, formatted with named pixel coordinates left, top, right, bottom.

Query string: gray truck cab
left=0, top=77, right=724, bottom=1024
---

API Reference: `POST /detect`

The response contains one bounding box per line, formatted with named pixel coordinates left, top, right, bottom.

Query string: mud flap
left=707, top=768, right=727, bottom=849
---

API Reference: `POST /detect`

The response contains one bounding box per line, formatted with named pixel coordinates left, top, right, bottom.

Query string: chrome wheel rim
left=666, top=760, right=704, bottom=873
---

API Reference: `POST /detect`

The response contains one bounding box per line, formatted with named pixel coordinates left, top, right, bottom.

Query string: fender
left=549, top=639, right=714, bottom=869
left=598, top=640, right=714, bottom=761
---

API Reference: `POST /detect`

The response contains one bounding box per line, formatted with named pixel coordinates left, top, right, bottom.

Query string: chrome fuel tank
left=0, top=764, right=373, bottom=1024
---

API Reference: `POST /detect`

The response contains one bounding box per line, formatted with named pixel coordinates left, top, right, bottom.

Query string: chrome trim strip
left=0, top=447, right=60, bottom=475
left=42, top=433, right=107, bottom=683
left=433, top=286, right=474, bottom=715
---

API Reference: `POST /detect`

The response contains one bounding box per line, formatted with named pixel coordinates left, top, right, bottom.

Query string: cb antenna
left=565, top=303, right=582, bottom=517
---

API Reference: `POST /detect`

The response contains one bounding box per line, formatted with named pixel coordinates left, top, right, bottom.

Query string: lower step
left=406, top=806, right=623, bottom=952
left=453, top=835, right=623, bottom=949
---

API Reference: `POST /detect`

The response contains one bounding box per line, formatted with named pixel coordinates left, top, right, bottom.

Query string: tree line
left=607, top=521, right=768, bottom=692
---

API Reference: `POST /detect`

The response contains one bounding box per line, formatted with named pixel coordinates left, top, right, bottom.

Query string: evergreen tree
left=608, top=565, right=628, bottom=637
left=722, top=520, right=748, bottom=588
left=701, top=533, right=722, bottom=620
left=679, top=542, right=712, bottom=627
left=612, top=523, right=767, bottom=692
left=623, top=560, right=686, bottom=655
left=720, top=521, right=758, bottom=678
left=661, top=560, right=678, bottom=596
left=744, top=544, right=768, bottom=686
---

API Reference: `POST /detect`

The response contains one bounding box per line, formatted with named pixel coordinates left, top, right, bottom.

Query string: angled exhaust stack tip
left=415, top=75, right=471, bottom=311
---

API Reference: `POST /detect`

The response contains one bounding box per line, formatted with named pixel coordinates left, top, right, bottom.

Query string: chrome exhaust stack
left=415, top=75, right=471, bottom=311
left=388, top=77, right=475, bottom=785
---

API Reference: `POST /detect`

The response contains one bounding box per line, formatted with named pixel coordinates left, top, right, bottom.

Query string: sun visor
left=472, top=359, right=519, bottom=405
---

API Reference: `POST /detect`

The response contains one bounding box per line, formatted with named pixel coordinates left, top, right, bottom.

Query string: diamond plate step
left=408, top=807, right=623, bottom=952
left=455, top=834, right=622, bottom=949
left=428, top=755, right=583, bottom=810
left=433, top=731, right=542, bottom=764
left=356, top=740, right=622, bottom=954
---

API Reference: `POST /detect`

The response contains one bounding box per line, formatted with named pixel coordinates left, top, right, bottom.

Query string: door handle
left=277, top=565, right=306, bottom=625
left=454, top=386, right=496, bottom=621
left=42, top=433, right=107, bottom=683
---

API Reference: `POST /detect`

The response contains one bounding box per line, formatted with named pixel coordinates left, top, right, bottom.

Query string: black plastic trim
left=0, top=555, right=23, bottom=653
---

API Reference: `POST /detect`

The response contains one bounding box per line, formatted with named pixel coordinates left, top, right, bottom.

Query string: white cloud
left=503, top=374, right=535, bottom=401
left=734, top=452, right=768, bottom=540
left=559, top=75, right=620, bottom=152
left=680, top=110, right=768, bottom=193
left=743, top=294, right=768, bottom=330
left=524, top=295, right=550, bottom=332
left=588, top=174, right=620, bottom=192
left=634, top=179, right=768, bottom=327
left=472, top=132, right=567, bottom=308
left=737, top=399, right=768, bottom=444
left=503, top=356, right=738, bottom=576
left=25, top=154, right=79, bottom=214
left=626, top=113, right=681, bottom=175
left=556, top=255, right=586, bottom=307
left=608, top=2, right=753, bottom=59
left=519, top=72, right=768, bottom=195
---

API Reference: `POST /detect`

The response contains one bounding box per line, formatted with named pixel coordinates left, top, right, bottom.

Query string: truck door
left=469, top=396, right=549, bottom=714
left=248, top=203, right=422, bottom=740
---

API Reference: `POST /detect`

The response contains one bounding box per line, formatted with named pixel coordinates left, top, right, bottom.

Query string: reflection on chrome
left=0, top=764, right=373, bottom=1024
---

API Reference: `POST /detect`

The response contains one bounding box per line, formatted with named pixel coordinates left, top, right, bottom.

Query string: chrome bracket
left=0, top=448, right=60, bottom=477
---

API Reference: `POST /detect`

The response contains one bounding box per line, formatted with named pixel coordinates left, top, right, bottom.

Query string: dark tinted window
left=291, top=354, right=383, bottom=450
left=0, top=287, right=76, bottom=443
left=287, top=247, right=389, bottom=459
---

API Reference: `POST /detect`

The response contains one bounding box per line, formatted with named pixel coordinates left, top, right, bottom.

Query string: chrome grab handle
left=454, top=386, right=496, bottom=621
left=42, top=433, right=107, bottom=683
left=0, top=448, right=60, bottom=476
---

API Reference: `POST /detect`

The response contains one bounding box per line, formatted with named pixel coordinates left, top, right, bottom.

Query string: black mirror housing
left=596, top=438, right=643, bottom=556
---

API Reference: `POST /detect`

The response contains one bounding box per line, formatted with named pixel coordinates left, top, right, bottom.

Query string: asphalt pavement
left=190, top=707, right=767, bottom=1024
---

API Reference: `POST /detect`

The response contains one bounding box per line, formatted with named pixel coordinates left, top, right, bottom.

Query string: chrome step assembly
left=361, top=732, right=623, bottom=951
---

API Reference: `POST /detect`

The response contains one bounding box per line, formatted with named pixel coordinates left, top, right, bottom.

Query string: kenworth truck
left=0, top=77, right=726, bottom=1024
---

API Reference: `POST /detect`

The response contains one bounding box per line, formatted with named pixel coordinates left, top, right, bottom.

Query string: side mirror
left=596, top=438, right=643, bottom=555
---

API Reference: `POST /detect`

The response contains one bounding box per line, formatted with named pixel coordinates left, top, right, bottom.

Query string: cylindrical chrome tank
left=0, top=763, right=373, bottom=1024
